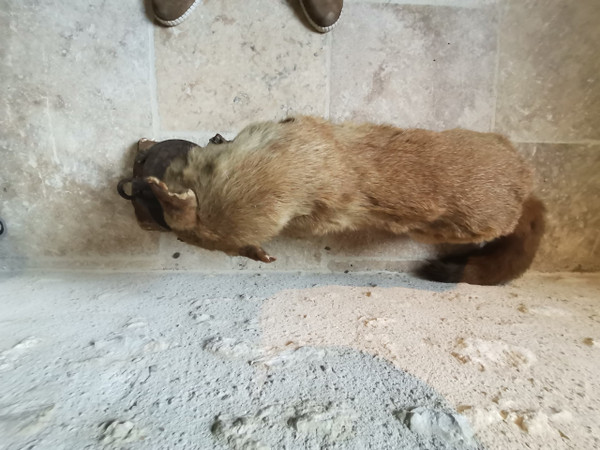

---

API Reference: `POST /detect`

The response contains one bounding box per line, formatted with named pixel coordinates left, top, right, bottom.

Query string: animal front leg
left=238, top=245, right=277, bottom=263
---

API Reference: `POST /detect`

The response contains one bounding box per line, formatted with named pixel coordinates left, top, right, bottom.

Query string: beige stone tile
left=519, top=143, right=600, bottom=271
left=327, top=259, right=421, bottom=273
left=320, top=231, right=434, bottom=260
left=330, top=3, right=498, bottom=130
left=154, top=0, right=328, bottom=131
left=157, top=234, right=246, bottom=271
left=0, top=1, right=157, bottom=266
left=158, top=234, right=327, bottom=272
left=495, top=0, right=600, bottom=141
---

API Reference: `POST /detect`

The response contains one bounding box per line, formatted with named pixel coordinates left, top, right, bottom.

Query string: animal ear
left=209, top=133, right=229, bottom=145
left=145, top=177, right=197, bottom=230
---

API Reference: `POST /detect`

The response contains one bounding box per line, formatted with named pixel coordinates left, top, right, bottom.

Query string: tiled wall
left=1, top=0, right=598, bottom=272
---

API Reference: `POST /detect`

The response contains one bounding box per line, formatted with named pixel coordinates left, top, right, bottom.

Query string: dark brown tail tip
left=416, top=256, right=467, bottom=284
left=416, top=196, right=546, bottom=286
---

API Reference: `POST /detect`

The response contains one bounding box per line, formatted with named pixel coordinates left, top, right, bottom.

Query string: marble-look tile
left=0, top=0, right=157, bottom=266
left=519, top=143, right=600, bottom=272
left=330, top=3, right=498, bottom=130
left=495, top=0, right=600, bottom=141
left=155, top=0, right=328, bottom=131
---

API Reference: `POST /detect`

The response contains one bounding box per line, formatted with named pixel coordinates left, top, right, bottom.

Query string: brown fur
left=147, top=116, right=545, bottom=285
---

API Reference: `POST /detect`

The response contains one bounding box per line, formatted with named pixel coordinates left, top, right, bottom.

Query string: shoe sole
left=299, top=1, right=343, bottom=33
left=154, top=0, right=202, bottom=27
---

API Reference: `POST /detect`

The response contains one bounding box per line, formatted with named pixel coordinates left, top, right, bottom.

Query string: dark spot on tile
left=172, top=252, right=181, bottom=259
left=514, top=415, right=528, bottom=432
left=450, top=352, right=470, bottom=364
left=558, top=430, right=570, bottom=440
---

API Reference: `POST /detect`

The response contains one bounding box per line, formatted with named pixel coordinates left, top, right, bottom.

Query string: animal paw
left=239, top=245, right=277, bottom=263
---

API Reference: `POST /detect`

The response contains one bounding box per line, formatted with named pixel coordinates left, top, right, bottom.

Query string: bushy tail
left=418, top=196, right=546, bottom=285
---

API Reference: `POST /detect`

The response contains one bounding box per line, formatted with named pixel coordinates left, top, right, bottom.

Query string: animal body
left=145, top=116, right=545, bottom=285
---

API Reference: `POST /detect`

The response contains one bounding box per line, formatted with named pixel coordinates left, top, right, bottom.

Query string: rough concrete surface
left=1, top=271, right=599, bottom=449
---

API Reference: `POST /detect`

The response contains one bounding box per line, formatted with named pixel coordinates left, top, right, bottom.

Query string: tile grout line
left=490, top=0, right=502, bottom=132
left=148, top=23, right=161, bottom=138
left=325, top=31, right=332, bottom=120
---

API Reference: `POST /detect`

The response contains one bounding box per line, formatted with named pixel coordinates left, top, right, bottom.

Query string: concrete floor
left=1, top=271, right=599, bottom=449
left=1, top=1, right=600, bottom=449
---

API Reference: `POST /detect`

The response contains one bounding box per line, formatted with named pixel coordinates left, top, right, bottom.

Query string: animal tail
left=417, top=196, right=546, bottom=285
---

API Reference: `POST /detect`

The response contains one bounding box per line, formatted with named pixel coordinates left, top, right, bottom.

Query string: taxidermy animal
left=139, top=116, right=545, bottom=285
